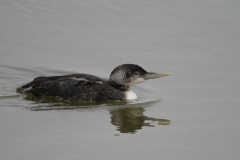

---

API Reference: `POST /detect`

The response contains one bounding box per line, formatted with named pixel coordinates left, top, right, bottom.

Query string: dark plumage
left=18, top=64, right=171, bottom=102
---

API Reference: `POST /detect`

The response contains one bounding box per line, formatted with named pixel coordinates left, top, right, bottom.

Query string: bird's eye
left=134, top=72, right=138, bottom=75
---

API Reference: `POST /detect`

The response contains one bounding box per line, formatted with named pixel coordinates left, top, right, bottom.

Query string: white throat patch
left=125, top=90, right=137, bottom=100
left=127, top=78, right=145, bottom=86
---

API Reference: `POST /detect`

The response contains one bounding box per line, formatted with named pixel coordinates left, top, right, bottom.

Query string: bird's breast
left=124, top=90, right=137, bottom=100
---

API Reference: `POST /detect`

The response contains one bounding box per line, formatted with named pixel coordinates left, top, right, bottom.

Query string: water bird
left=19, top=64, right=171, bottom=102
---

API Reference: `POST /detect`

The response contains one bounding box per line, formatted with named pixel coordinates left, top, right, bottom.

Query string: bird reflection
left=110, top=107, right=170, bottom=134
left=20, top=90, right=170, bottom=134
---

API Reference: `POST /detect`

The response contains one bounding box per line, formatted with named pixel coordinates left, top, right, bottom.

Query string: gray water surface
left=1, top=0, right=240, bottom=160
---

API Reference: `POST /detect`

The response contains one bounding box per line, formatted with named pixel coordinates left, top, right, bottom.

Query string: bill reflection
left=110, top=107, right=170, bottom=134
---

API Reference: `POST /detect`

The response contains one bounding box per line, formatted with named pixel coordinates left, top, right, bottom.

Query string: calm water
left=1, top=0, right=240, bottom=159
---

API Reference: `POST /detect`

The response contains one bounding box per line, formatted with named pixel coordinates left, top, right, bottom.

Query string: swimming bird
left=19, top=64, right=171, bottom=102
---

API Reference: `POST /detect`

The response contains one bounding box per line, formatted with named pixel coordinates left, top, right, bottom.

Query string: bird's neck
left=108, top=81, right=130, bottom=91
left=107, top=81, right=137, bottom=100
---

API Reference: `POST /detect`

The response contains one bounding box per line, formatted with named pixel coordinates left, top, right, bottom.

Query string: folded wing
left=22, top=74, right=108, bottom=101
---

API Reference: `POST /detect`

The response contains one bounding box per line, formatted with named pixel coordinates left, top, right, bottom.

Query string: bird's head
left=109, top=64, right=171, bottom=86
